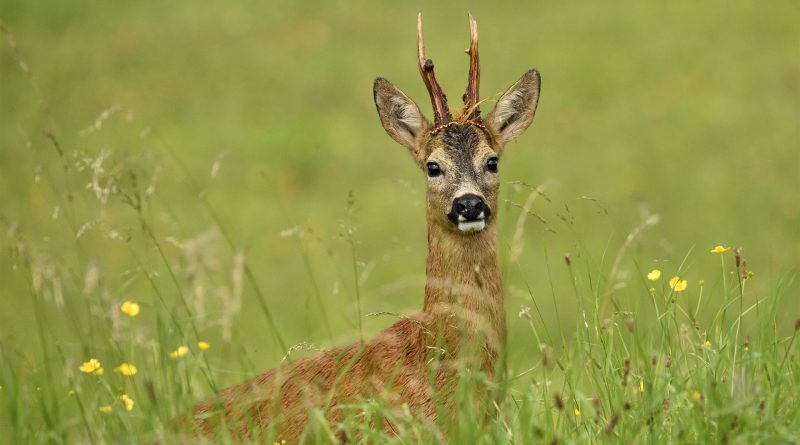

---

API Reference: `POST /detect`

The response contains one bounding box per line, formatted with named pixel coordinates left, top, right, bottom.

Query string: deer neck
left=422, top=220, right=505, bottom=370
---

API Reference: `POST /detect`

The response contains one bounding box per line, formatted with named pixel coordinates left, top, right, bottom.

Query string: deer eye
left=426, top=162, right=442, bottom=177
left=487, top=157, right=498, bottom=173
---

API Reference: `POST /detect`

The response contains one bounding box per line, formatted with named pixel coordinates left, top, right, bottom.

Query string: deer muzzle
left=448, top=193, right=491, bottom=233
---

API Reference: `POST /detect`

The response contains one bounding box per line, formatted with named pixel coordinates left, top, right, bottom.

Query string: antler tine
left=417, top=13, right=452, bottom=127
left=463, top=12, right=481, bottom=121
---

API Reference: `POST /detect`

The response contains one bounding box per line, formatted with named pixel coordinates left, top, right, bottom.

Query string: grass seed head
left=553, top=393, right=564, bottom=411
left=605, top=412, right=620, bottom=435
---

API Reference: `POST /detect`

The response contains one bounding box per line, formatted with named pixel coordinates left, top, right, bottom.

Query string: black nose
left=452, top=194, right=486, bottom=221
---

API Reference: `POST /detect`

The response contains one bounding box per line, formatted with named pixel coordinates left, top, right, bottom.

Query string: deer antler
left=462, top=12, right=481, bottom=122
left=417, top=13, right=452, bottom=127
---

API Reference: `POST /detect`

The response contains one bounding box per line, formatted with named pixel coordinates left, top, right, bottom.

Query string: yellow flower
left=120, top=394, right=134, bottom=411
left=169, top=346, right=190, bottom=359
left=669, top=276, right=688, bottom=292
left=114, top=363, right=137, bottom=377
left=120, top=301, right=140, bottom=317
left=705, top=340, right=712, bottom=348
left=710, top=245, right=730, bottom=254
left=197, top=341, right=210, bottom=351
left=79, top=358, right=104, bottom=375
left=639, top=379, right=644, bottom=393
left=574, top=408, right=581, bottom=417
left=690, top=391, right=702, bottom=401
left=647, top=269, right=661, bottom=281
left=98, top=405, right=113, bottom=413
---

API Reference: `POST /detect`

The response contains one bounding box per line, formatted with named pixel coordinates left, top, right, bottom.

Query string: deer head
left=374, top=13, right=541, bottom=235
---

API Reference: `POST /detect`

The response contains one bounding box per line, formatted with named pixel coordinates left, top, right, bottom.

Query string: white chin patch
left=457, top=220, right=486, bottom=233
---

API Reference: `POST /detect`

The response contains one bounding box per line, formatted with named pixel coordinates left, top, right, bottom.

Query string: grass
left=1, top=0, right=799, bottom=443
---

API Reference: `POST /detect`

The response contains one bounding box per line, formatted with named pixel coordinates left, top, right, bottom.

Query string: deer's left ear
left=486, top=69, right=541, bottom=149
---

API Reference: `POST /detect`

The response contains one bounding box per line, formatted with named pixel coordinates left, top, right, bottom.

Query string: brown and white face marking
left=373, top=69, right=541, bottom=234
left=425, top=124, right=498, bottom=233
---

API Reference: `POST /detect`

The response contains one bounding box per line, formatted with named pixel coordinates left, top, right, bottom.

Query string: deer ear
left=486, top=69, right=541, bottom=148
left=373, top=78, right=430, bottom=158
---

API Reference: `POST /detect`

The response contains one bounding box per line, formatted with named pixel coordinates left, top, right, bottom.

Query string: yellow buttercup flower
left=120, top=301, right=140, bottom=317
left=79, top=358, right=104, bottom=375
left=647, top=269, right=661, bottom=281
left=197, top=341, right=210, bottom=351
left=170, top=345, right=190, bottom=359
left=669, top=276, right=688, bottom=292
left=114, top=363, right=137, bottom=377
left=120, top=394, right=134, bottom=411
left=574, top=408, right=581, bottom=417
left=98, top=405, right=112, bottom=413
left=710, top=245, right=730, bottom=254
left=639, top=379, right=644, bottom=393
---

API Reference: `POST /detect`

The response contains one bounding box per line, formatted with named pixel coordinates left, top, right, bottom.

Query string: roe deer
left=192, top=13, right=541, bottom=442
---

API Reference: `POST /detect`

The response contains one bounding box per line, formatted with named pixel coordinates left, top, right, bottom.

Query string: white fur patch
left=458, top=220, right=486, bottom=233
left=391, top=96, right=423, bottom=133
left=494, top=90, right=525, bottom=123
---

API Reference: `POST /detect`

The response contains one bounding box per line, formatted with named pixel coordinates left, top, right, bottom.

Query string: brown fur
left=192, top=16, right=541, bottom=443
left=192, top=222, right=504, bottom=442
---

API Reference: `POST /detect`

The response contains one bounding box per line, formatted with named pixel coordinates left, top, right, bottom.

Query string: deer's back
left=192, top=316, right=436, bottom=441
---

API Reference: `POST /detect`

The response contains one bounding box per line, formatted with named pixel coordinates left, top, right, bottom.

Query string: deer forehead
left=426, top=124, right=496, bottom=169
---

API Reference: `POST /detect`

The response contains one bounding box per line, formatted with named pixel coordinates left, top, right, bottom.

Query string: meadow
left=1, top=0, right=798, bottom=443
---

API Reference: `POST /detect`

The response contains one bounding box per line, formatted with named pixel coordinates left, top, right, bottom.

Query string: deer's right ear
left=373, top=78, right=430, bottom=158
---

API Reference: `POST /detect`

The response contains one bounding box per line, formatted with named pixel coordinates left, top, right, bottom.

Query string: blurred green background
left=1, top=0, right=798, bottom=385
